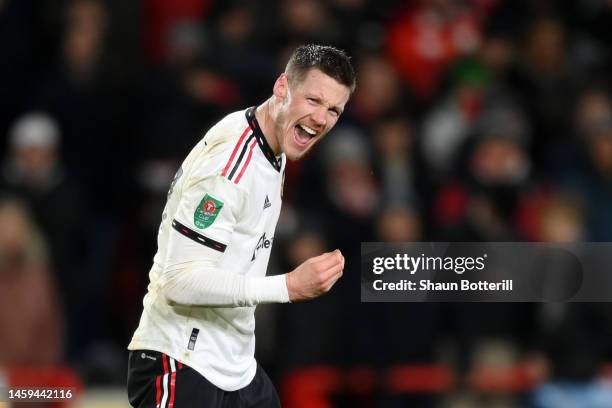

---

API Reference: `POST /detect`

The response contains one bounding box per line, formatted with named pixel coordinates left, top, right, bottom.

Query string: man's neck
left=255, top=99, right=281, bottom=155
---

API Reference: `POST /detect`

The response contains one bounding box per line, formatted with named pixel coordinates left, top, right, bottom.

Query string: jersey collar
left=246, top=106, right=282, bottom=172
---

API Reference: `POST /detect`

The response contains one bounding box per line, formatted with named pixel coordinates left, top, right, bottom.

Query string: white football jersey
left=128, top=107, right=287, bottom=391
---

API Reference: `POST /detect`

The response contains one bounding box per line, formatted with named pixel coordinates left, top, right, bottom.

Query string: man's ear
left=273, top=73, right=289, bottom=100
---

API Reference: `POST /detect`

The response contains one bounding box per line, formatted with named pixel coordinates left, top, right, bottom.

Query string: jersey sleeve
left=158, top=173, right=290, bottom=307
left=167, top=174, right=245, bottom=267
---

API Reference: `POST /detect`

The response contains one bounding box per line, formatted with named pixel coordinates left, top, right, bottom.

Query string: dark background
left=1, top=0, right=611, bottom=406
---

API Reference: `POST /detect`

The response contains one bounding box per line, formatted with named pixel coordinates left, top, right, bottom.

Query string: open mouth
left=294, top=124, right=317, bottom=147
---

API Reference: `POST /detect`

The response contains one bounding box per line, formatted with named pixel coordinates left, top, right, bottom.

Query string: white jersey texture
left=128, top=107, right=290, bottom=391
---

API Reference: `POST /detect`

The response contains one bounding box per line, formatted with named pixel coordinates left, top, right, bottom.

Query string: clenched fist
left=285, top=249, right=345, bottom=302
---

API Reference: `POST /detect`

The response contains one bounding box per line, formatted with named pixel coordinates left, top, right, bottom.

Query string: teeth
left=299, top=124, right=316, bottom=136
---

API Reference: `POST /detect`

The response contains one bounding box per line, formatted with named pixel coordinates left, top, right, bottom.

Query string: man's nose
left=312, top=107, right=327, bottom=128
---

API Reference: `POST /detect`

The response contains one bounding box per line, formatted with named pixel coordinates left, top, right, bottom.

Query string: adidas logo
left=263, top=195, right=271, bottom=209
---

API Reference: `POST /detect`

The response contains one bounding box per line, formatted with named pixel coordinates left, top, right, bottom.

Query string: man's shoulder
left=206, top=108, right=250, bottom=145
left=187, top=109, right=250, bottom=167
left=184, top=108, right=254, bottom=188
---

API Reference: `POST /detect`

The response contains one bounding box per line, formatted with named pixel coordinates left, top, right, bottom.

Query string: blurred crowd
left=1, top=0, right=612, bottom=406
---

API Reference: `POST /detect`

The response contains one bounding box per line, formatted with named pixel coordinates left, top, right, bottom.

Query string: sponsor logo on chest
left=252, top=232, right=274, bottom=261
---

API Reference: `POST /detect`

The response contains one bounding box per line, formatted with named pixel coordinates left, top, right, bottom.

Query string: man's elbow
left=159, top=277, right=191, bottom=306
left=157, top=265, right=246, bottom=307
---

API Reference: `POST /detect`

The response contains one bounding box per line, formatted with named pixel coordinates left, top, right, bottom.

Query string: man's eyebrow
left=307, top=93, right=343, bottom=114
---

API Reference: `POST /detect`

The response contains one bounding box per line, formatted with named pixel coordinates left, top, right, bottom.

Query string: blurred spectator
left=327, top=0, right=382, bottom=51
left=277, top=0, right=338, bottom=45
left=0, top=112, right=100, bottom=362
left=421, top=58, right=490, bottom=178
left=136, top=60, right=243, bottom=164
left=349, top=54, right=406, bottom=124
left=372, top=113, right=419, bottom=206
left=321, top=127, right=379, bottom=221
left=3, top=112, right=62, bottom=190
left=0, top=198, right=64, bottom=366
left=165, top=20, right=206, bottom=69
left=576, top=89, right=612, bottom=178
left=434, top=104, right=532, bottom=240
left=350, top=203, right=438, bottom=407
left=508, top=17, right=577, bottom=161
left=375, top=205, right=422, bottom=242
left=137, top=5, right=253, bottom=164
left=538, top=193, right=585, bottom=242
left=386, top=0, right=486, bottom=100
left=532, top=380, right=612, bottom=408
left=286, top=230, right=329, bottom=266
left=143, top=0, right=213, bottom=62
left=62, top=0, right=108, bottom=84
left=275, top=219, right=344, bottom=371
left=34, top=0, right=137, bottom=215
left=432, top=105, right=537, bottom=371
left=559, top=89, right=612, bottom=240
left=478, top=30, right=516, bottom=80
left=203, top=3, right=277, bottom=100
left=1, top=112, right=87, bottom=305
left=108, top=159, right=179, bottom=348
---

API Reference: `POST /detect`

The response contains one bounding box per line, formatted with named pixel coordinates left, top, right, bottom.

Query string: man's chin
left=280, top=140, right=302, bottom=160
left=285, top=144, right=312, bottom=161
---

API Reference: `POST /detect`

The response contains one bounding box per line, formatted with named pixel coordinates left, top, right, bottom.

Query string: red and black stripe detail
left=221, top=123, right=254, bottom=183
left=220, top=107, right=281, bottom=184
left=155, top=353, right=180, bottom=408
left=172, top=219, right=227, bottom=252
left=226, top=132, right=256, bottom=182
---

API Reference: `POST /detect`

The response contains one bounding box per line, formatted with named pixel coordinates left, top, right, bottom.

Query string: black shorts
left=127, top=350, right=280, bottom=408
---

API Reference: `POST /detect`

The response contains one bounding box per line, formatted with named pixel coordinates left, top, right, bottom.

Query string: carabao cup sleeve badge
left=194, top=194, right=224, bottom=229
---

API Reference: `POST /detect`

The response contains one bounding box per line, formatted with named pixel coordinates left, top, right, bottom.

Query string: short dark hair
left=285, top=44, right=356, bottom=93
